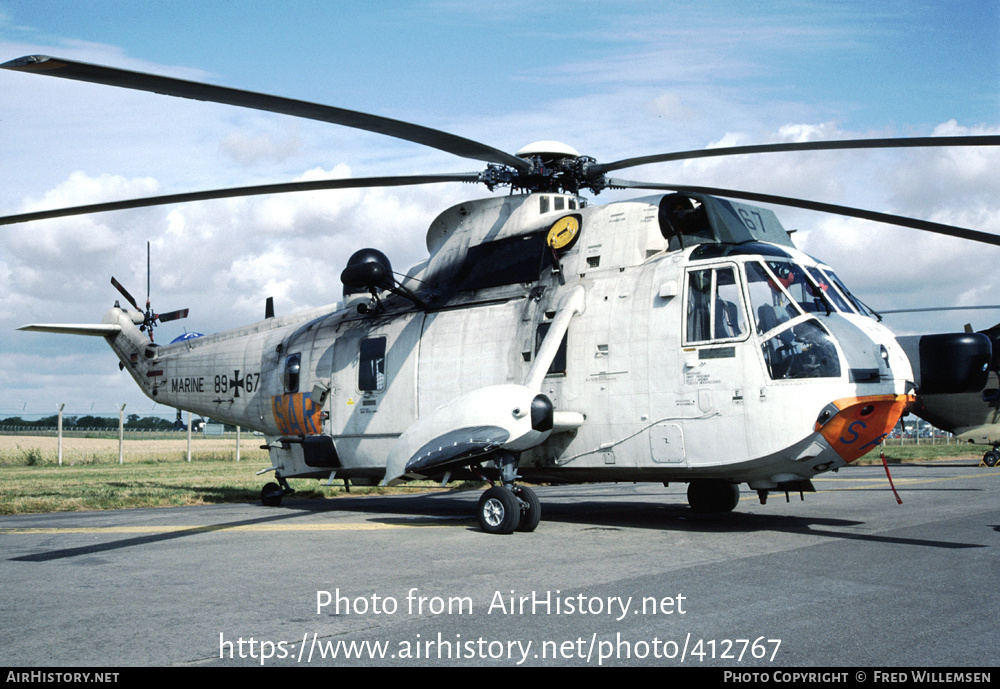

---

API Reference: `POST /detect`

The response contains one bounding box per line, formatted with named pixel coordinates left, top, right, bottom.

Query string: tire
left=984, top=450, right=999, bottom=467
left=261, top=481, right=284, bottom=507
left=513, top=485, right=541, bottom=532
left=687, top=479, right=740, bottom=514
left=477, top=486, right=521, bottom=534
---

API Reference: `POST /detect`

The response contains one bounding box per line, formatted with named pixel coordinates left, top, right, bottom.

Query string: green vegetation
left=1, top=413, right=179, bottom=431
left=0, top=433, right=981, bottom=516
left=0, top=457, right=456, bottom=515
left=0, top=433, right=465, bottom=514
left=1, top=459, right=267, bottom=514
left=855, top=442, right=980, bottom=464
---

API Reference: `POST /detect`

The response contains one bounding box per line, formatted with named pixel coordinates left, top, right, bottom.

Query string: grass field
left=0, top=434, right=986, bottom=515
left=0, top=433, right=269, bottom=465
left=0, top=434, right=458, bottom=515
left=858, top=442, right=982, bottom=464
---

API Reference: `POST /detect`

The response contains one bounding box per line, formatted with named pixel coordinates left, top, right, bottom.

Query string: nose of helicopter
left=813, top=394, right=914, bottom=463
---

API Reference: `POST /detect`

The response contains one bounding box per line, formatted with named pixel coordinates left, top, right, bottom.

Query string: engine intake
left=898, top=332, right=991, bottom=395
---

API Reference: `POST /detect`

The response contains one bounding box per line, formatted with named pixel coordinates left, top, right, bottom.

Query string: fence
left=0, top=426, right=253, bottom=441
left=881, top=433, right=955, bottom=446
left=0, top=425, right=265, bottom=465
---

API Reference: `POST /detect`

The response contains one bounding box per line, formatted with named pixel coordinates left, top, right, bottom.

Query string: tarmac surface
left=2, top=462, right=997, bottom=667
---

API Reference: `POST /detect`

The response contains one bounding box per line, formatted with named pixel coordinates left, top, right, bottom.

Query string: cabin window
left=283, top=353, right=301, bottom=393
left=535, top=322, right=568, bottom=375
left=539, top=196, right=550, bottom=214
left=685, top=266, right=747, bottom=344
left=359, top=337, right=386, bottom=392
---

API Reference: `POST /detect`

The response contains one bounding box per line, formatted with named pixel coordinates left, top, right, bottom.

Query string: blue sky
left=0, top=0, right=998, bottom=419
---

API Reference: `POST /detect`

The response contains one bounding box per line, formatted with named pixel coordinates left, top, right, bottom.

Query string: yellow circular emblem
left=547, top=215, right=580, bottom=251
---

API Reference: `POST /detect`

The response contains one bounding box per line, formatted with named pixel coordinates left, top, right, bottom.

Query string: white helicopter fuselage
left=8, top=54, right=995, bottom=531
left=96, top=192, right=914, bottom=495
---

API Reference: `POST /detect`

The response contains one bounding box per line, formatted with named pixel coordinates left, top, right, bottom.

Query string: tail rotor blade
left=110, top=277, right=139, bottom=311
left=157, top=309, right=189, bottom=323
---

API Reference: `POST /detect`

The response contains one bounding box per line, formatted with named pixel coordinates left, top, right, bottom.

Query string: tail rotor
left=110, top=241, right=188, bottom=341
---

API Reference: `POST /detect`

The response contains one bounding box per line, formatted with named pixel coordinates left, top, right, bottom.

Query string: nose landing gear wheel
left=261, top=482, right=284, bottom=507
left=478, top=486, right=521, bottom=534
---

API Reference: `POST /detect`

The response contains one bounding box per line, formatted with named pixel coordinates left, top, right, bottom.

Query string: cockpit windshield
left=745, top=258, right=874, bottom=323
left=805, top=267, right=852, bottom=313
left=818, top=268, right=876, bottom=318
left=764, top=261, right=830, bottom=315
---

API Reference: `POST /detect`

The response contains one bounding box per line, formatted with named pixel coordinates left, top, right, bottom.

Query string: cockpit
left=683, top=244, right=877, bottom=381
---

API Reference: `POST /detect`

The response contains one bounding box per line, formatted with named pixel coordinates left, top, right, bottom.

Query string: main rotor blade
left=0, top=173, right=481, bottom=225
left=879, top=306, right=1000, bottom=314
left=2, top=55, right=529, bottom=172
left=594, top=136, right=1000, bottom=176
left=607, top=179, right=1000, bottom=247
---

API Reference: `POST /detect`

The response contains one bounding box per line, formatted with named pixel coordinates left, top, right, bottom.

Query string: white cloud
left=645, top=92, right=698, bottom=121
left=219, top=129, right=302, bottom=166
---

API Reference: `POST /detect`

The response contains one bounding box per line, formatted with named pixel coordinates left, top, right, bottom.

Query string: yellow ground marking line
left=4, top=471, right=997, bottom=532
left=0, top=520, right=471, bottom=535
left=735, top=470, right=999, bottom=502
left=813, top=470, right=1000, bottom=489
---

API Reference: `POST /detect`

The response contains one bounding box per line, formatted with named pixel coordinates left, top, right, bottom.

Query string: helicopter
left=899, top=321, right=1000, bottom=466
left=4, top=55, right=999, bottom=534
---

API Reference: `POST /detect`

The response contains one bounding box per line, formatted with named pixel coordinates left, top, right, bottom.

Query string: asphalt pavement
left=2, top=462, right=997, bottom=667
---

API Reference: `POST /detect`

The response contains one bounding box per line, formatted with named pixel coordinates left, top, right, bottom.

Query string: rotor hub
left=480, top=141, right=601, bottom=195
left=515, top=141, right=581, bottom=161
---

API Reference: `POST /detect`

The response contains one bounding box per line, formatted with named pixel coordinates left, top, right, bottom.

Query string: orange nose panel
left=815, top=394, right=914, bottom=463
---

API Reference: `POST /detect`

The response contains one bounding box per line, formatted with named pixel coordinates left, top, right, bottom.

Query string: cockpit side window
left=739, top=262, right=843, bottom=380
left=685, top=266, right=747, bottom=344
left=760, top=320, right=841, bottom=380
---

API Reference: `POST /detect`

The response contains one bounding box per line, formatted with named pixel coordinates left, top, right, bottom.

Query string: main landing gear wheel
left=478, top=486, right=521, bottom=534
left=513, top=485, right=541, bottom=533
left=984, top=450, right=1000, bottom=467
left=687, top=479, right=740, bottom=514
left=261, top=482, right=284, bottom=507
